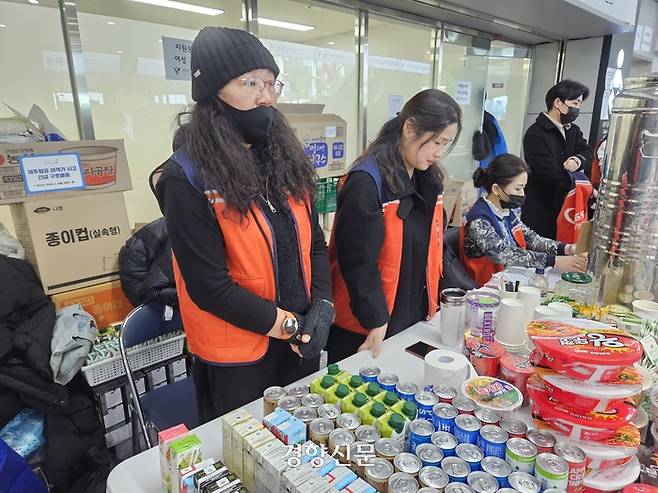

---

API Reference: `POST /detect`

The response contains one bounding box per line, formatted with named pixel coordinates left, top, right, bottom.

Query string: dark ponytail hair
left=358, top=89, right=462, bottom=194
left=473, top=153, right=530, bottom=192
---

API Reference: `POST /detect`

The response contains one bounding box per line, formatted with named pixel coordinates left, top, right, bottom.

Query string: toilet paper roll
left=424, top=349, right=470, bottom=390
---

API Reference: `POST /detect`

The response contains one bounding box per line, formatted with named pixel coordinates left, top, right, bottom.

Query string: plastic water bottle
left=529, top=268, right=549, bottom=301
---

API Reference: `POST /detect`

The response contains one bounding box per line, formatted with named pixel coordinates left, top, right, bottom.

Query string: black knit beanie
left=191, top=26, right=280, bottom=102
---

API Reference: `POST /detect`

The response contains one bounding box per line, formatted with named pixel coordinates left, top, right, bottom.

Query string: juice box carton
left=253, top=440, right=286, bottom=493
left=281, top=462, right=318, bottom=493
left=221, top=408, right=252, bottom=472
left=275, top=416, right=306, bottom=445
left=168, top=434, right=202, bottom=493
left=324, top=465, right=358, bottom=491
left=202, top=471, right=241, bottom=493
left=231, top=418, right=264, bottom=478
left=294, top=475, right=335, bottom=493
left=243, top=428, right=276, bottom=491
left=193, top=460, right=228, bottom=492
left=262, top=446, right=295, bottom=493
left=159, top=424, right=189, bottom=493
left=263, top=408, right=292, bottom=437
left=341, top=477, right=377, bottom=493
left=179, top=458, right=219, bottom=493
left=313, top=456, right=339, bottom=477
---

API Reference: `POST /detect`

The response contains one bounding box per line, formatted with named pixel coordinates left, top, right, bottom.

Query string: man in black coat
left=522, top=80, right=593, bottom=239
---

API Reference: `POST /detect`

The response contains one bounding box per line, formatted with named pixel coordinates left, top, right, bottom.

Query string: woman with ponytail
left=461, top=154, right=587, bottom=287
left=327, top=89, right=461, bottom=362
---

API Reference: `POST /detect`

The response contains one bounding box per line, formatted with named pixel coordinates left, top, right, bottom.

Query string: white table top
left=106, top=317, right=482, bottom=492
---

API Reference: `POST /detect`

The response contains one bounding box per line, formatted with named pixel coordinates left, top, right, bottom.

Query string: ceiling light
left=0, top=24, right=6, bottom=28
left=116, top=50, right=123, bottom=54
left=28, top=0, right=39, bottom=4
left=327, top=41, right=335, bottom=45
left=107, top=21, right=116, bottom=25
left=64, top=2, right=76, bottom=5
left=258, top=17, right=314, bottom=31
left=129, top=0, right=223, bottom=16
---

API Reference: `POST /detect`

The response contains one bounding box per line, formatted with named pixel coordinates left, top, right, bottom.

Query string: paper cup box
left=168, top=434, right=202, bottom=493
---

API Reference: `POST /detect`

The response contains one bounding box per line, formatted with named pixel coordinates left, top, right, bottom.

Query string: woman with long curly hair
left=156, top=27, right=333, bottom=422
left=328, top=89, right=461, bottom=362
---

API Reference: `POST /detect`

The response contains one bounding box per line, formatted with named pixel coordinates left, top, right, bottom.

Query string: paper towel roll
left=424, top=349, right=470, bottom=390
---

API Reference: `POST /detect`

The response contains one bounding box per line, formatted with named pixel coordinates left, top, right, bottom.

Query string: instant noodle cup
left=528, top=319, right=643, bottom=383
left=462, top=376, right=523, bottom=412
left=583, top=457, right=640, bottom=493
left=499, top=353, right=534, bottom=400
left=534, top=418, right=639, bottom=470
left=465, top=337, right=505, bottom=377
left=528, top=376, right=636, bottom=441
left=533, top=366, right=643, bottom=413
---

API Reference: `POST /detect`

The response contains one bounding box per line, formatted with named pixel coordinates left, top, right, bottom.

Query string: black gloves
left=295, top=299, right=335, bottom=359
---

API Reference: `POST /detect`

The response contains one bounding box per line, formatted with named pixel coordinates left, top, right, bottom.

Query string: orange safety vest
left=170, top=150, right=313, bottom=364
left=556, top=171, right=593, bottom=244
left=329, top=157, right=443, bottom=336
left=459, top=197, right=527, bottom=287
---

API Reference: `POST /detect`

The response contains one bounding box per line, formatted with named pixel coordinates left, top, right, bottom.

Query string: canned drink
left=453, top=415, right=482, bottom=445
left=329, top=428, right=356, bottom=463
left=378, top=373, right=400, bottom=392
left=337, top=413, right=361, bottom=431
left=441, top=457, right=471, bottom=483
left=499, top=419, right=527, bottom=439
left=474, top=409, right=500, bottom=427
left=453, top=397, right=477, bottom=416
left=277, top=395, right=301, bottom=413
left=360, top=365, right=381, bottom=383
left=263, top=386, right=286, bottom=415
left=508, top=472, right=541, bottom=493
left=526, top=430, right=556, bottom=454
left=355, top=424, right=381, bottom=444
left=293, top=406, right=317, bottom=424
left=554, top=442, right=586, bottom=493
left=433, top=403, right=458, bottom=433
left=416, top=392, right=441, bottom=421
left=287, top=384, right=309, bottom=398
left=498, top=489, right=520, bottom=493
left=375, top=438, right=402, bottom=460
left=481, top=456, right=512, bottom=488
left=544, top=489, right=566, bottom=493
left=350, top=441, right=375, bottom=478
left=467, top=471, right=499, bottom=493
left=436, top=386, right=458, bottom=404
left=432, top=431, right=458, bottom=458
left=445, top=484, right=474, bottom=493
left=506, top=438, right=537, bottom=474
left=410, top=419, right=435, bottom=454
left=419, top=466, right=450, bottom=490
left=309, top=417, right=334, bottom=445
left=317, top=403, right=341, bottom=421
left=301, top=393, right=324, bottom=409
left=366, top=456, right=394, bottom=493
left=418, top=488, right=441, bottom=493
left=455, top=443, right=484, bottom=472
left=395, top=453, right=423, bottom=475
left=397, top=382, right=421, bottom=401
left=478, top=425, right=509, bottom=459
left=534, top=453, right=569, bottom=492
left=388, top=472, right=420, bottom=493
left=416, top=443, right=444, bottom=468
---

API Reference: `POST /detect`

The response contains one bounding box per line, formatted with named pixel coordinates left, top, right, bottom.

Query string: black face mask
left=559, top=103, right=580, bottom=125
left=497, top=188, right=526, bottom=209
left=222, top=101, right=274, bottom=146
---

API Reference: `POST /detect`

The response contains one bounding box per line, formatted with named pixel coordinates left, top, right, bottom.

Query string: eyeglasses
left=235, top=77, right=285, bottom=98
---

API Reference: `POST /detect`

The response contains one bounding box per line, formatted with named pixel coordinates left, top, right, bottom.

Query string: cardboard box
left=168, top=434, right=203, bottom=493
left=159, top=424, right=189, bottom=493
left=0, top=139, right=132, bottom=205
left=50, top=280, right=134, bottom=327
left=279, top=104, right=347, bottom=179
left=10, top=192, right=130, bottom=294
left=442, top=178, right=480, bottom=226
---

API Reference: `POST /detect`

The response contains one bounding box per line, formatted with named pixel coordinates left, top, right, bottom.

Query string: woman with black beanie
left=155, top=27, right=333, bottom=422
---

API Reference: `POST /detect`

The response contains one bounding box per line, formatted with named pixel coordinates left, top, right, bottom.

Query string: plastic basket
left=81, top=334, right=185, bottom=387
left=316, top=177, right=339, bottom=214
